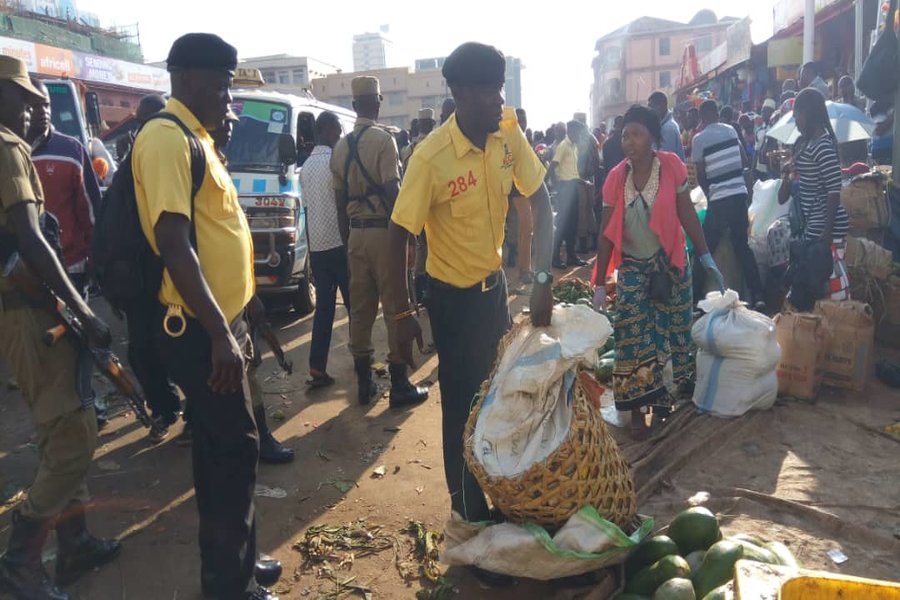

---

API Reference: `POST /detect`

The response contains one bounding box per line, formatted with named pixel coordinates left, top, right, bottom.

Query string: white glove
left=593, top=287, right=607, bottom=312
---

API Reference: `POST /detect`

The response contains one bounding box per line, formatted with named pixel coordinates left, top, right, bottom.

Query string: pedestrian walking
left=648, top=90, right=685, bottom=160
left=331, top=75, right=429, bottom=408
left=550, top=120, right=589, bottom=268
left=386, top=41, right=554, bottom=587
left=691, top=100, right=765, bottom=310
left=300, top=110, right=350, bottom=389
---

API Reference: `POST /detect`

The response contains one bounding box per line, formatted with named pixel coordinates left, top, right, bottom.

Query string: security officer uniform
left=0, top=55, right=119, bottom=600
left=330, top=76, right=428, bottom=407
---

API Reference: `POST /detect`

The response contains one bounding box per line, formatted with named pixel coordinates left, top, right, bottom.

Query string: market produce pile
left=621, top=507, right=799, bottom=600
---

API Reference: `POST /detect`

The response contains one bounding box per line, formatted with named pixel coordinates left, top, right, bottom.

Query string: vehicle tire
left=291, top=262, right=316, bottom=315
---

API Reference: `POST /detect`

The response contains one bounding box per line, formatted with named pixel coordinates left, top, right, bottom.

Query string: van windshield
left=226, top=99, right=291, bottom=172
left=46, top=83, right=85, bottom=144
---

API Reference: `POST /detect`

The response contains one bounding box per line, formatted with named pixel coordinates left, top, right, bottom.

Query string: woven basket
left=463, top=326, right=637, bottom=531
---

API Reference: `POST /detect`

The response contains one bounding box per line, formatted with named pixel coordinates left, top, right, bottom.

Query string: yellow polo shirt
left=133, top=98, right=254, bottom=323
left=392, top=107, right=545, bottom=288
left=552, top=138, right=580, bottom=181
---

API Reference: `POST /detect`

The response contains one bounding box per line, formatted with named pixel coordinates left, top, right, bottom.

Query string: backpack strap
left=344, top=126, right=389, bottom=214
left=140, top=113, right=206, bottom=249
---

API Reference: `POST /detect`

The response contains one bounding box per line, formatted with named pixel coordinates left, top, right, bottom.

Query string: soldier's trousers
left=0, top=297, right=96, bottom=520
left=347, top=226, right=403, bottom=364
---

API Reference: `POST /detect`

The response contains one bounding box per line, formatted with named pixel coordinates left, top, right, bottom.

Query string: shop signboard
left=0, top=34, right=169, bottom=92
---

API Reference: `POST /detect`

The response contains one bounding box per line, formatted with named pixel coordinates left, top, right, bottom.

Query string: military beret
left=418, top=108, right=435, bottom=121
left=167, top=33, right=238, bottom=73
left=351, top=76, right=380, bottom=97
left=442, top=42, right=505, bottom=87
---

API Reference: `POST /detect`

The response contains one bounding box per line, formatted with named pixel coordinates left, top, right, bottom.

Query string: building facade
left=312, top=66, right=449, bottom=131
left=353, top=29, right=392, bottom=71
left=591, top=9, right=736, bottom=125
left=240, top=55, right=340, bottom=93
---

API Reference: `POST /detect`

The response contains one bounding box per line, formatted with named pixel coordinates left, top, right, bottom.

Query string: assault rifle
left=3, top=253, right=165, bottom=438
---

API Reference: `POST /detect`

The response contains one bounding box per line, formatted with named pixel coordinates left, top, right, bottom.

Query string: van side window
left=297, top=111, right=316, bottom=166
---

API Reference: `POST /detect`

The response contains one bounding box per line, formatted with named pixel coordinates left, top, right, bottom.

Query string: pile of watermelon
left=620, top=507, right=799, bottom=600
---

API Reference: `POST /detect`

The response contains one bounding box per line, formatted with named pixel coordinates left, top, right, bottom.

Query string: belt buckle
left=481, top=272, right=498, bottom=293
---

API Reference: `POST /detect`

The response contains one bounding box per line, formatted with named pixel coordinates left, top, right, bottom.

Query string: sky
left=77, top=0, right=777, bottom=128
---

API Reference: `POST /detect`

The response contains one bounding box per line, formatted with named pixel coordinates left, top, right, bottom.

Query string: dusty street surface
left=1, top=265, right=898, bottom=599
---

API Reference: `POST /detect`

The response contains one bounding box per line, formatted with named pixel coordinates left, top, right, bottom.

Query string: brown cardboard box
left=775, top=312, right=829, bottom=400
left=814, top=300, right=875, bottom=392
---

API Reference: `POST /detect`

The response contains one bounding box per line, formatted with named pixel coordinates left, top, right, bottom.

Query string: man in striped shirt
left=691, top=100, right=764, bottom=309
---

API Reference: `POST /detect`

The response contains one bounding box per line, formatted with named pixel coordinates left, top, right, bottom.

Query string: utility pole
left=803, top=0, right=816, bottom=64
left=894, top=9, right=900, bottom=184
left=855, top=0, right=865, bottom=77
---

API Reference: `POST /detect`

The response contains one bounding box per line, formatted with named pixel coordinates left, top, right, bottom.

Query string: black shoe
left=147, top=415, right=172, bottom=444
left=354, top=358, right=379, bottom=406
left=388, top=363, right=428, bottom=408
left=54, top=502, right=122, bottom=586
left=0, top=511, right=70, bottom=600
left=254, top=556, right=281, bottom=587
left=567, top=257, right=589, bottom=267
left=552, top=259, right=566, bottom=270
left=468, top=565, right=517, bottom=588
left=254, top=406, right=295, bottom=464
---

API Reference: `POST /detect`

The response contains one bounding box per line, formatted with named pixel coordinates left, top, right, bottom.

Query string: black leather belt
left=429, top=270, right=502, bottom=293
left=350, top=218, right=388, bottom=229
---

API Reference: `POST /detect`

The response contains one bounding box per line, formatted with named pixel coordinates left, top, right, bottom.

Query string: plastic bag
left=692, top=290, right=781, bottom=417
left=749, top=179, right=789, bottom=240
left=442, top=507, right=653, bottom=580
left=471, top=305, right=612, bottom=478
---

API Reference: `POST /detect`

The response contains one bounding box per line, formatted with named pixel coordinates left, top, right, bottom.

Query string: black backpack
left=92, top=113, right=205, bottom=311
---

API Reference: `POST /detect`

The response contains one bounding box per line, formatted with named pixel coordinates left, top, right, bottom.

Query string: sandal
left=305, top=371, right=335, bottom=389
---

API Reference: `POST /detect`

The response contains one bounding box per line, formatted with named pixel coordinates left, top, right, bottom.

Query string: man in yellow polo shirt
left=133, top=33, right=278, bottom=600
left=549, top=120, right=590, bottom=269
left=387, top=42, right=554, bottom=584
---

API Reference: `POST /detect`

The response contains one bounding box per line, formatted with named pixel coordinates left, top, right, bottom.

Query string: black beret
left=442, top=42, right=505, bottom=87
left=167, top=33, right=238, bottom=72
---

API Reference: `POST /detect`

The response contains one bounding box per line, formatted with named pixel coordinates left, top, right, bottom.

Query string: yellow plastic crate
left=780, top=574, right=900, bottom=600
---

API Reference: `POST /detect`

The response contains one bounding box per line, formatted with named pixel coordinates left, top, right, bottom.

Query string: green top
left=621, top=157, right=662, bottom=260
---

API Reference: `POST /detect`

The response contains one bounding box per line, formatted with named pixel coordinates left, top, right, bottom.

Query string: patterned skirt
left=612, top=253, right=695, bottom=411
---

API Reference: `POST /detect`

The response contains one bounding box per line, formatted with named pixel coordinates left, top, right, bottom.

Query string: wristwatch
left=534, top=271, right=553, bottom=286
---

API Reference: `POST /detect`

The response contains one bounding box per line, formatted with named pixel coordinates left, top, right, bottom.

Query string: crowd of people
left=0, top=27, right=890, bottom=600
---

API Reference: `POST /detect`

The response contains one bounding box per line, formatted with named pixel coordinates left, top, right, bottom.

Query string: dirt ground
left=1, top=264, right=898, bottom=600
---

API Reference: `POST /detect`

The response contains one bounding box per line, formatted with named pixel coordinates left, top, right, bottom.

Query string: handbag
left=857, top=0, right=899, bottom=102
left=648, top=259, right=674, bottom=303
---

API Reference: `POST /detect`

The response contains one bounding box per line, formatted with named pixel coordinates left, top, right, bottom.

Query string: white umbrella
left=766, top=101, right=875, bottom=145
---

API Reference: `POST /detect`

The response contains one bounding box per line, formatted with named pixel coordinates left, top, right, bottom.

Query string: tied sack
left=814, top=300, right=875, bottom=392
left=775, top=313, right=829, bottom=400
left=840, top=173, right=889, bottom=230
left=845, top=237, right=892, bottom=281
left=469, top=304, right=613, bottom=478
left=692, top=290, right=780, bottom=417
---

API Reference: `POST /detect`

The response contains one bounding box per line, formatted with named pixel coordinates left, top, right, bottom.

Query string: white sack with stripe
left=691, top=290, right=780, bottom=418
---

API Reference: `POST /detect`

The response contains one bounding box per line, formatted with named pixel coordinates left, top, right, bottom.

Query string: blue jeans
left=309, top=246, right=350, bottom=373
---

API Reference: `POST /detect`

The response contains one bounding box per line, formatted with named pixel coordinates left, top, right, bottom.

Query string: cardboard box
left=814, top=300, right=875, bottom=392
left=775, top=312, right=829, bottom=400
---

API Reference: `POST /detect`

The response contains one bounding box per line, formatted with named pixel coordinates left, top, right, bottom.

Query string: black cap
left=442, top=42, right=505, bottom=87
left=166, top=33, right=238, bottom=73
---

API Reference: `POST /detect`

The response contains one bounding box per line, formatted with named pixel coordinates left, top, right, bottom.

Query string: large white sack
left=692, top=350, right=779, bottom=417
left=693, top=290, right=778, bottom=366
left=471, top=304, right=612, bottom=478
left=749, top=179, right=789, bottom=239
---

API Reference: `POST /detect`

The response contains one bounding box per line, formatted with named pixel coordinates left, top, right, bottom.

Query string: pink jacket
left=591, top=151, right=687, bottom=285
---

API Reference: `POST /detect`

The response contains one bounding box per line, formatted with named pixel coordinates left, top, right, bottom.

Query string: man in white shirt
left=300, top=111, right=350, bottom=387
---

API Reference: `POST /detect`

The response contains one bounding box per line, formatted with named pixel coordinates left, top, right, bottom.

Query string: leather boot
left=354, top=357, right=378, bottom=405
left=54, top=501, right=121, bottom=586
left=246, top=556, right=281, bottom=599
left=0, top=510, right=69, bottom=599
left=254, top=406, right=295, bottom=464
left=388, top=363, right=428, bottom=408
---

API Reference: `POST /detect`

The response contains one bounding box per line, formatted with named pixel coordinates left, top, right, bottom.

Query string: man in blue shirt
left=648, top=90, right=685, bottom=160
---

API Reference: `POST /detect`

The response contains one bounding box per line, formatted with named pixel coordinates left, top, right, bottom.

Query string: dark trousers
left=309, top=247, right=351, bottom=372
left=427, top=271, right=511, bottom=522
left=553, top=180, right=580, bottom=261
left=695, top=193, right=763, bottom=300
left=125, top=297, right=180, bottom=421
left=158, top=309, right=259, bottom=599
